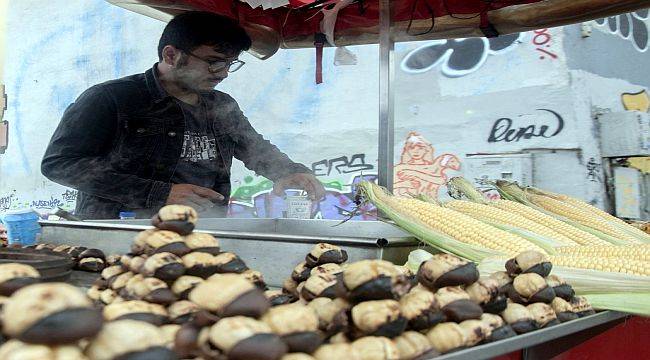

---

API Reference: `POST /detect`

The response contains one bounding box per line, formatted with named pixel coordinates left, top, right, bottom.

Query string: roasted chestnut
left=435, top=286, right=483, bottom=322
left=0, top=340, right=86, bottom=359
left=509, top=273, right=556, bottom=304
left=489, top=271, right=513, bottom=295
left=283, top=278, right=300, bottom=298
left=3, top=283, right=103, bottom=344
left=570, top=296, right=596, bottom=317
left=343, top=260, right=409, bottom=302
left=466, top=278, right=507, bottom=314
left=151, top=204, right=198, bottom=235
left=86, top=319, right=177, bottom=360
left=505, top=250, right=552, bottom=277
left=394, top=331, right=438, bottom=360
left=183, top=232, right=220, bottom=255
left=307, top=297, right=350, bottom=337
left=189, top=273, right=270, bottom=318
left=243, top=269, right=268, bottom=290
left=313, top=344, right=360, bottom=360
left=479, top=313, right=516, bottom=342
left=305, top=243, right=348, bottom=267
left=398, top=287, right=443, bottom=331
left=262, top=304, right=323, bottom=353
left=291, top=261, right=312, bottom=283
left=0, top=263, right=41, bottom=296
left=76, top=257, right=105, bottom=272
left=458, top=319, right=492, bottom=346
left=103, top=300, right=169, bottom=325
left=426, top=322, right=467, bottom=354
left=212, top=252, right=249, bottom=274
left=208, top=316, right=288, bottom=360
left=142, top=230, right=191, bottom=256
left=168, top=300, right=200, bottom=324
left=527, top=303, right=560, bottom=328
left=350, top=336, right=399, bottom=360
left=265, top=290, right=296, bottom=306
left=142, top=252, right=185, bottom=281
left=417, top=254, right=479, bottom=290
left=172, top=275, right=204, bottom=300
left=121, top=275, right=176, bottom=305
left=546, top=274, right=575, bottom=301
left=281, top=354, right=316, bottom=360
left=551, top=297, right=579, bottom=322
left=301, top=273, right=346, bottom=301
left=182, top=252, right=220, bottom=278
left=349, top=300, right=406, bottom=339
left=500, top=302, right=537, bottom=334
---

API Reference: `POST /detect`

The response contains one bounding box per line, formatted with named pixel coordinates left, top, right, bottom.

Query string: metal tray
left=39, top=218, right=422, bottom=287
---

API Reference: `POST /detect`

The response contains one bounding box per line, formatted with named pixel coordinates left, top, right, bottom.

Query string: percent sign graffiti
left=532, top=29, right=558, bottom=60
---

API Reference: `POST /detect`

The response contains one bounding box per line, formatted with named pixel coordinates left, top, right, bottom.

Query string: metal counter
left=39, top=218, right=423, bottom=287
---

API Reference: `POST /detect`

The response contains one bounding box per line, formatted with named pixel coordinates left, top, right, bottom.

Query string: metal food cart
left=37, top=0, right=649, bottom=359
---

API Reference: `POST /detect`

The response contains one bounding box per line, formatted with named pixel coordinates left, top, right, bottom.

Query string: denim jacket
left=41, top=66, right=310, bottom=219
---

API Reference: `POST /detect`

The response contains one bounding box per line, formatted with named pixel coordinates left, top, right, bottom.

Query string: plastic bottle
left=119, top=211, right=136, bottom=220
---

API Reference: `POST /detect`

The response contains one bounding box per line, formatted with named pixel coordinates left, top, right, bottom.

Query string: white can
left=285, top=195, right=312, bottom=219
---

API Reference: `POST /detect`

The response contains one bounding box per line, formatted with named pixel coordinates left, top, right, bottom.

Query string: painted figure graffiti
left=594, top=10, right=649, bottom=52
left=400, top=32, right=525, bottom=77
left=393, top=132, right=461, bottom=198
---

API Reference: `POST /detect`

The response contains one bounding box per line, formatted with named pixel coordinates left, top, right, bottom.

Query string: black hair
left=158, top=11, right=252, bottom=60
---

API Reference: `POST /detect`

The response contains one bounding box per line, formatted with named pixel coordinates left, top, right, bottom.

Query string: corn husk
left=405, top=249, right=434, bottom=273
left=584, top=293, right=650, bottom=317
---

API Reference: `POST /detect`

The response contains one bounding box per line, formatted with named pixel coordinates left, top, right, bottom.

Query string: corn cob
left=389, top=196, right=546, bottom=257
left=443, top=200, right=577, bottom=246
left=531, top=189, right=650, bottom=243
left=490, top=200, right=609, bottom=246
left=548, top=255, right=650, bottom=277
left=556, top=244, right=650, bottom=262
left=526, top=193, right=641, bottom=244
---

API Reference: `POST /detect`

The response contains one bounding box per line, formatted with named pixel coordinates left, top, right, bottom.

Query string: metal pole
left=378, top=0, right=395, bottom=191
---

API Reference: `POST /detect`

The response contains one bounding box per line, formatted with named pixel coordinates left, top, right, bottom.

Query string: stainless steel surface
left=39, top=219, right=420, bottom=287
left=433, top=311, right=628, bottom=360
left=378, top=0, right=395, bottom=191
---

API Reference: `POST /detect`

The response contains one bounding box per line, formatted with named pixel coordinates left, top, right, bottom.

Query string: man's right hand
left=166, top=184, right=225, bottom=212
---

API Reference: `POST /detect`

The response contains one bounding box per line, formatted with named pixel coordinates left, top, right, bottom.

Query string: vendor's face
left=174, top=45, right=240, bottom=92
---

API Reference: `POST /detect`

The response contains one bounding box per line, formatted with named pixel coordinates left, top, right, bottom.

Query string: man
left=42, top=11, right=325, bottom=219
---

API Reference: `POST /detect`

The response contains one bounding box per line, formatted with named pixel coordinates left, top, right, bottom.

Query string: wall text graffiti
left=311, top=154, right=374, bottom=177
left=487, top=109, right=565, bottom=143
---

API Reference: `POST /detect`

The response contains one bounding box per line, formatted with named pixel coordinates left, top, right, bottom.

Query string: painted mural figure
left=393, top=132, right=460, bottom=198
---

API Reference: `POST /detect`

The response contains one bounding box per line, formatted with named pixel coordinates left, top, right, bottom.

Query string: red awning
left=107, top=0, right=649, bottom=58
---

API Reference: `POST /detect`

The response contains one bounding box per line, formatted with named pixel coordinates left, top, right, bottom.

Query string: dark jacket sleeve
left=41, top=85, right=171, bottom=209
left=225, top=96, right=311, bottom=181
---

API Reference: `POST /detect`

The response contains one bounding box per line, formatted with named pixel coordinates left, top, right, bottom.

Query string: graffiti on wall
left=393, top=132, right=461, bottom=198
left=586, top=157, right=602, bottom=183
left=311, top=154, right=374, bottom=176
left=531, top=29, right=558, bottom=60
left=400, top=33, right=525, bottom=77
left=487, top=109, right=565, bottom=143
left=622, top=90, right=650, bottom=112
left=594, top=10, right=649, bottom=52
left=228, top=174, right=377, bottom=220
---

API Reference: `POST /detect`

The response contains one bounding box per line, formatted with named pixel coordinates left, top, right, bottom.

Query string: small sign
left=286, top=195, right=312, bottom=219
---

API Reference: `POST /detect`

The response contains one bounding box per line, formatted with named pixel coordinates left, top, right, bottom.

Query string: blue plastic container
left=0, top=209, right=41, bottom=246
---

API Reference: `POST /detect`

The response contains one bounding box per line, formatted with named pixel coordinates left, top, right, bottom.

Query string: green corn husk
left=584, top=293, right=650, bottom=317
left=447, top=177, right=491, bottom=204
left=358, top=182, right=504, bottom=262
left=478, top=258, right=650, bottom=294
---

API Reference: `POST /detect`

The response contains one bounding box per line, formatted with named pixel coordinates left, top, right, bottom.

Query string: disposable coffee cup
left=1, top=208, right=41, bottom=246
left=285, top=195, right=312, bottom=219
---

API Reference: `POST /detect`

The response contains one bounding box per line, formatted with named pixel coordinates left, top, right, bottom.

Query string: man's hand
left=167, top=184, right=225, bottom=212
left=272, top=173, right=326, bottom=201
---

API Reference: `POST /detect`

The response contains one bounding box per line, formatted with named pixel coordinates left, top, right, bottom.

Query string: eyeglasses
left=184, top=51, right=245, bottom=73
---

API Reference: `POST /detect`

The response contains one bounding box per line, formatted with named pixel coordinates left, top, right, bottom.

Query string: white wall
left=0, top=1, right=648, bottom=218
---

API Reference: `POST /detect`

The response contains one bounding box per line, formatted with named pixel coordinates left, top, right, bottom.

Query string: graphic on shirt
left=180, top=132, right=217, bottom=162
